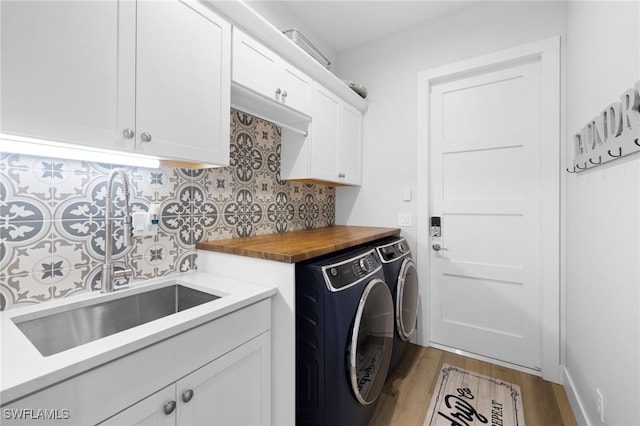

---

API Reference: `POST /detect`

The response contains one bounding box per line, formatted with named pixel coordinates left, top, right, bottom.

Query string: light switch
left=402, top=186, right=412, bottom=201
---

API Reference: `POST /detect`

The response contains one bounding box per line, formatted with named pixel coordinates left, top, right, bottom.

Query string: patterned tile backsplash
left=0, top=111, right=335, bottom=310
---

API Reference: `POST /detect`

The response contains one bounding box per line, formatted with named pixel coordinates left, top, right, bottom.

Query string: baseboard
left=429, top=342, right=542, bottom=377
left=563, top=366, right=590, bottom=426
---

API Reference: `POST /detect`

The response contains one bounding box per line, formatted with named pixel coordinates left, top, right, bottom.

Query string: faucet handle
left=112, top=268, right=133, bottom=287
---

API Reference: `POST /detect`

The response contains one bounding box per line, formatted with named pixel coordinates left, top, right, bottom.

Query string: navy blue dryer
left=373, top=236, right=419, bottom=375
left=296, top=247, right=394, bottom=426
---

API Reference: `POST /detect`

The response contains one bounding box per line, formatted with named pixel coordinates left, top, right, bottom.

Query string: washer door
left=348, top=279, right=394, bottom=405
left=397, top=259, right=419, bottom=340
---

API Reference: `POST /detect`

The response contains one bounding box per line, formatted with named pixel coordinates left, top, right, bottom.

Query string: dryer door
left=348, top=279, right=394, bottom=405
left=397, top=258, right=419, bottom=340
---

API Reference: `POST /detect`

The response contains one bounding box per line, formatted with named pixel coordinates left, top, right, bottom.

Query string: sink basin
left=13, top=284, right=220, bottom=357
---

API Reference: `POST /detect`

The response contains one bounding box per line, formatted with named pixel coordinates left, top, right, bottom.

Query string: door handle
left=432, top=243, right=448, bottom=252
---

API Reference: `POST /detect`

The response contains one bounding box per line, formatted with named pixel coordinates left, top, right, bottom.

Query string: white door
left=428, top=58, right=546, bottom=370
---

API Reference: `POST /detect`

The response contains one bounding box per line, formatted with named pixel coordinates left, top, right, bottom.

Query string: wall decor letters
left=568, top=80, right=640, bottom=172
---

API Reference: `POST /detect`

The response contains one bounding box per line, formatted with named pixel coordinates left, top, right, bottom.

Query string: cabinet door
left=232, top=28, right=310, bottom=115
left=309, top=83, right=340, bottom=183
left=177, top=333, right=271, bottom=426
left=135, top=0, right=230, bottom=165
left=279, top=63, right=311, bottom=115
left=0, top=0, right=136, bottom=151
left=99, top=385, right=175, bottom=426
left=337, top=104, right=363, bottom=185
left=232, top=28, right=279, bottom=102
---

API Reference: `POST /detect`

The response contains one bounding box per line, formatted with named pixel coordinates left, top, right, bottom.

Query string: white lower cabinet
left=1, top=300, right=271, bottom=426
left=101, top=333, right=270, bottom=426
left=101, top=386, right=176, bottom=426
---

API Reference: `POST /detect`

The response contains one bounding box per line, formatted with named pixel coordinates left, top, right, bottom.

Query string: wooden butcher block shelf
left=196, top=226, right=401, bottom=263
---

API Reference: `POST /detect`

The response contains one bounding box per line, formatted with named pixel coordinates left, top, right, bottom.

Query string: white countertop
left=0, top=271, right=277, bottom=404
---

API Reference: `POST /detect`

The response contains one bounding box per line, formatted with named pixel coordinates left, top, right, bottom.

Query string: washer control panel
left=323, top=250, right=381, bottom=291
left=377, top=239, right=410, bottom=263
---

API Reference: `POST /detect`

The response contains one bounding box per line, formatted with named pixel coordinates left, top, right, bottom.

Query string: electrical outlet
left=398, top=213, right=412, bottom=227
left=596, top=388, right=604, bottom=423
left=132, top=212, right=158, bottom=237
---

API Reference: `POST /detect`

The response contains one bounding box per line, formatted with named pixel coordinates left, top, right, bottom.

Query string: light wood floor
left=369, top=344, right=577, bottom=426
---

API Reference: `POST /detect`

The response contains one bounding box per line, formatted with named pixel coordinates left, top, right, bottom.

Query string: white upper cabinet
left=1, top=1, right=129, bottom=149
left=308, top=85, right=340, bottom=182
left=134, top=1, right=230, bottom=166
left=337, top=103, right=363, bottom=186
left=1, top=0, right=231, bottom=168
left=281, top=82, right=363, bottom=186
left=232, top=27, right=311, bottom=115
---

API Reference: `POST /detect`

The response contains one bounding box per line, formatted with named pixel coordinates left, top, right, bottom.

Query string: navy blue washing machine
left=373, top=236, right=419, bottom=375
left=296, top=246, right=394, bottom=426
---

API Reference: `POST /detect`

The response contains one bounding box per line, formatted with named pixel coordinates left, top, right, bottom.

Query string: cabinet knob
left=275, top=88, right=282, bottom=96
left=163, top=400, right=176, bottom=415
left=122, top=128, right=135, bottom=139
left=282, top=90, right=288, bottom=98
left=181, top=389, right=194, bottom=403
left=140, top=132, right=152, bottom=143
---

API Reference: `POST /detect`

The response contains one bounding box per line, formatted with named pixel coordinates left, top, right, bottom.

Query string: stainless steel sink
left=13, top=284, right=220, bottom=357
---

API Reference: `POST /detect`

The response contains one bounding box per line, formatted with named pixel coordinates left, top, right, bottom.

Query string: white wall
left=333, top=0, right=567, bottom=344
left=335, top=1, right=640, bottom=424
left=334, top=1, right=566, bottom=247
left=244, top=1, right=639, bottom=423
left=564, top=2, right=640, bottom=425
left=244, top=1, right=338, bottom=69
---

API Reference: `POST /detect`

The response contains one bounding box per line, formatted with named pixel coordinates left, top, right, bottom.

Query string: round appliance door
left=348, top=279, right=394, bottom=405
left=396, top=259, right=419, bottom=340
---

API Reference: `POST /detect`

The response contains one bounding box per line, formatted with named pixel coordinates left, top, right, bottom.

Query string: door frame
left=416, top=36, right=561, bottom=382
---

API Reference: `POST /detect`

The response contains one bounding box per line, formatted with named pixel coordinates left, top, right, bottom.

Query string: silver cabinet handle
left=163, top=400, right=176, bottom=415
left=338, top=173, right=346, bottom=178
left=432, top=243, right=448, bottom=251
left=140, top=132, right=152, bottom=143
left=122, top=128, right=135, bottom=139
left=181, top=389, right=194, bottom=403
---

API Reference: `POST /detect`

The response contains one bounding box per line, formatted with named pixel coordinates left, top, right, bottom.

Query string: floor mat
left=423, top=363, right=525, bottom=426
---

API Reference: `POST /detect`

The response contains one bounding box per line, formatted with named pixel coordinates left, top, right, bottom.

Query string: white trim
left=563, top=366, right=591, bottom=426
left=416, top=36, right=562, bottom=383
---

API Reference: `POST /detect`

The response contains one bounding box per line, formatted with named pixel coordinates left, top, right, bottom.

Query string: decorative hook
left=608, top=147, right=623, bottom=158
left=576, top=162, right=588, bottom=170
left=566, top=167, right=576, bottom=173
left=589, top=156, right=602, bottom=165
left=635, top=138, right=639, bottom=147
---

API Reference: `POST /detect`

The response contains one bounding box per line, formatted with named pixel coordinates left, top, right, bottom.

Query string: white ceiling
left=275, top=1, right=477, bottom=53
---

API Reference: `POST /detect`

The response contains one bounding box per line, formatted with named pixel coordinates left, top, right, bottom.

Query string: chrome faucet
left=102, top=168, right=134, bottom=293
